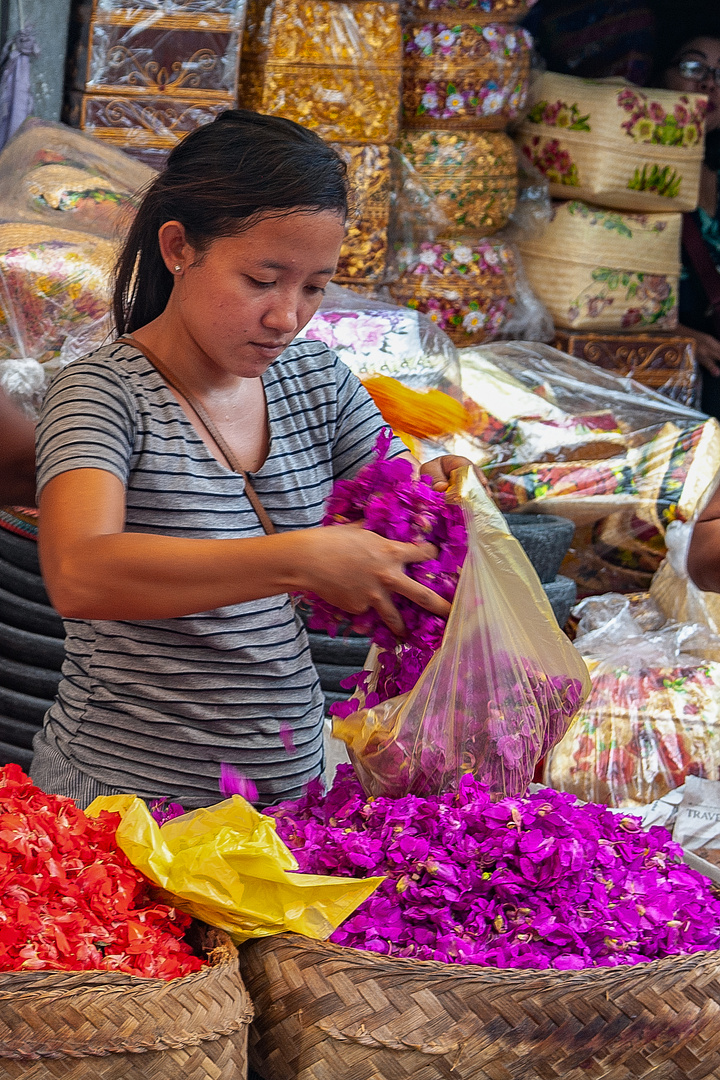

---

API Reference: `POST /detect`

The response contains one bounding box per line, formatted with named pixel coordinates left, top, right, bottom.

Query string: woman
left=32, top=110, right=464, bottom=810
left=663, top=28, right=720, bottom=415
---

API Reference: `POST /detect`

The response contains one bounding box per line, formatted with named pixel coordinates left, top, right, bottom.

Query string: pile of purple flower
left=305, top=430, right=468, bottom=714
left=269, top=765, right=720, bottom=970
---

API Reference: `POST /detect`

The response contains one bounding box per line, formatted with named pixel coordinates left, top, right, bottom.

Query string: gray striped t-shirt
left=35, top=339, right=404, bottom=808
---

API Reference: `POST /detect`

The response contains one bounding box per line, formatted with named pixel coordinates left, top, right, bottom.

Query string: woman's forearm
left=42, top=528, right=310, bottom=620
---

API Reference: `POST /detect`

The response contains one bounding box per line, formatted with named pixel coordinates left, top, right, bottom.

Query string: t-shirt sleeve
left=331, top=358, right=407, bottom=479
left=36, top=359, right=137, bottom=499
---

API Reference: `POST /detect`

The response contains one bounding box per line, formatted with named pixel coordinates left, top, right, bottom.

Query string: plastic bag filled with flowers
left=330, top=464, right=591, bottom=799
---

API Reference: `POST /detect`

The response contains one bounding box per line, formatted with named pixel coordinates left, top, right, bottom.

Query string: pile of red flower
left=0, top=764, right=203, bottom=979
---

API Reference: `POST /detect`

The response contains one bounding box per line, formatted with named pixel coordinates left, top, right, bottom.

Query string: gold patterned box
left=239, top=0, right=402, bottom=144
left=517, top=199, right=681, bottom=333
left=397, top=130, right=517, bottom=235
left=402, top=23, right=532, bottom=130
left=389, top=236, right=517, bottom=344
left=516, top=71, right=706, bottom=213
left=73, top=0, right=245, bottom=100
left=71, top=91, right=227, bottom=155
left=332, top=144, right=392, bottom=283
left=402, top=0, right=531, bottom=23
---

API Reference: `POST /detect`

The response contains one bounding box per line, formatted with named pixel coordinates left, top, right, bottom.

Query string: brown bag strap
left=119, top=335, right=276, bottom=536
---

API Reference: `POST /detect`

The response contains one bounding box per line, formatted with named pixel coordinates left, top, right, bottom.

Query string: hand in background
left=679, top=324, right=720, bottom=378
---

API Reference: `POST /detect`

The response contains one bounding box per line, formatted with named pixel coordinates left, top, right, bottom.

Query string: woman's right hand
left=297, top=524, right=451, bottom=637
left=679, top=324, right=720, bottom=378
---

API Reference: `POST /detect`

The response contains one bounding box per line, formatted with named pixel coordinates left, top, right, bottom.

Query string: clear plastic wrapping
left=544, top=581, right=720, bottom=808
left=333, top=468, right=591, bottom=799
left=395, top=129, right=518, bottom=237
left=0, top=118, right=154, bottom=239
left=239, top=0, right=402, bottom=143
left=304, top=281, right=460, bottom=390
left=0, top=223, right=114, bottom=417
left=332, top=144, right=392, bottom=284
left=388, top=235, right=520, bottom=345
left=454, top=342, right=720, bottom=595
left=75, top=1, right=246, bottom=97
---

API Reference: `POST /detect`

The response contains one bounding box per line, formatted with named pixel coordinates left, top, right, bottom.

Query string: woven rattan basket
left=240, top=932, right=720, bottom=1080
left=0, top=924, right=253, bottom=1080
left=518, top=199, right=681, bottom=332
left=516, top=72, right=706, bottom=213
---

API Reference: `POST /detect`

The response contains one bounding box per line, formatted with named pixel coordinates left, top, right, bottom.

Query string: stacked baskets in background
left=238, top=0, right=402, bottom=291
left=387, top=0, right=533, bottom=346
left=515, top=72, right=707, bottom=340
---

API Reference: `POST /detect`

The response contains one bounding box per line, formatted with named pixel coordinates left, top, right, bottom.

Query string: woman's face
left=665, top=36, right=720, bottom=131
left=162, top=208, right=346, bottom=380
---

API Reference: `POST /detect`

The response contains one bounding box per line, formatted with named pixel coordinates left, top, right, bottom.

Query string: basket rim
left=250, top=930, right=720, bottom=989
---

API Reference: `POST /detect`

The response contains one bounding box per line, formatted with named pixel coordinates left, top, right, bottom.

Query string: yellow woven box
left=518, top=200, right=681, bottom=332
left=402, top=23, right=532, bottom=130
left=239, top=0, right=402, bottom=143
left=397, top=130, right=517, bottom=235
left=516, top=71, right=706, bottom=213
left=333, top=144, right=392, bottom=283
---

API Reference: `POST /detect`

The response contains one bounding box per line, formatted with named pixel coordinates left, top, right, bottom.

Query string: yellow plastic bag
left=333, top=468, right=592, bottom=799
left=86, top=793, right=383, bottom=943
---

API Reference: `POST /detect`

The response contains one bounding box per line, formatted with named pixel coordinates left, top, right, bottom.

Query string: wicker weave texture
left=0, top=925, right=253, bottom=1080
left=240, top=933, right=720, bottom=1080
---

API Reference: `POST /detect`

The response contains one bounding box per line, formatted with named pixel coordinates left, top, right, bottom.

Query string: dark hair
left=654, top=14, right=720, bottom=83
left=114, top=110, right=349, bottom=335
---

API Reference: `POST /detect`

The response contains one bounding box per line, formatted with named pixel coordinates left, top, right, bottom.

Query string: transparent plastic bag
left=0, top=118, right=154, bottom=239
left=239, top=0, right=402, bottom=143
left=544, top=590, right=720, bottom=808
left=333, top=468, right=591, bottom=799
left=454, top=342, right=720, bottom=594
left=305, top=281, right=460, bottom=391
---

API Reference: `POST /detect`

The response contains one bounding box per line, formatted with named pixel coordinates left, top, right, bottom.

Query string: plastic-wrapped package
left=516, top=72, right=707, bottom=213
left=396, top=130, right=518, bottom=236
left=518, top=200, right=681, bottom=333
left=333, top=468, right=591, bottom=799
left=0, top=224, right=114, bottom=416
left=73, top=1, right=246, bottom=97
left=239, top=0, right=402, bottom=143
left=0, top=118, right=154, bottom=239
left=332, top=144, right=392, bottom=283
left=68, top=1, right=244, bottom=163
left=69, top=94, right=226, bottom=166
left=388, top=235, right=519, bottom=345
left=455, top=342, right=720, bottom=594
left=544, top=589, right=720, bottom=807
left=402, top=23, right=532, bottom=130
left=304, top=281, right=460, bottom=390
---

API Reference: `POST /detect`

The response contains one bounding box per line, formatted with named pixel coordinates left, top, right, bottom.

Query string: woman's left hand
left=420, top=454, right=474, bottom=492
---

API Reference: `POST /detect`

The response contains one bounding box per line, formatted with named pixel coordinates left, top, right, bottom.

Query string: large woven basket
left=518, top=199, right=681, bottom=332
left=0, top=924, right=253, bottom=1080
left=516, top=72, right=706, bottom=213
left=240, top=932, right=720, bottom=1080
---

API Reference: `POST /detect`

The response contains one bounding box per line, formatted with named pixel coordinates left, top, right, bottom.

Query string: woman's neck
left=699, top=162, right=718, bottom=217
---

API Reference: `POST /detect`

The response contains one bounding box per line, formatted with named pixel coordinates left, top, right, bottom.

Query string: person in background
left=662, top=26, right=720, bottom=416
left=0, top=387, right=35, bottom=506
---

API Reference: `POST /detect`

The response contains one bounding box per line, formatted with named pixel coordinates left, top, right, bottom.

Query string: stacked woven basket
left=387, top=0, right=531, bottom=345
left=515, top=72, right=706, bottom=341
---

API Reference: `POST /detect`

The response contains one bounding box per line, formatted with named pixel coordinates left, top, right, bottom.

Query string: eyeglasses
left=675, top=58, right=720, bottom=85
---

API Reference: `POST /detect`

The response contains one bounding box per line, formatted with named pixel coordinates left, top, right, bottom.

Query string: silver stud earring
left=173, top=264, right=182, bottom=273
